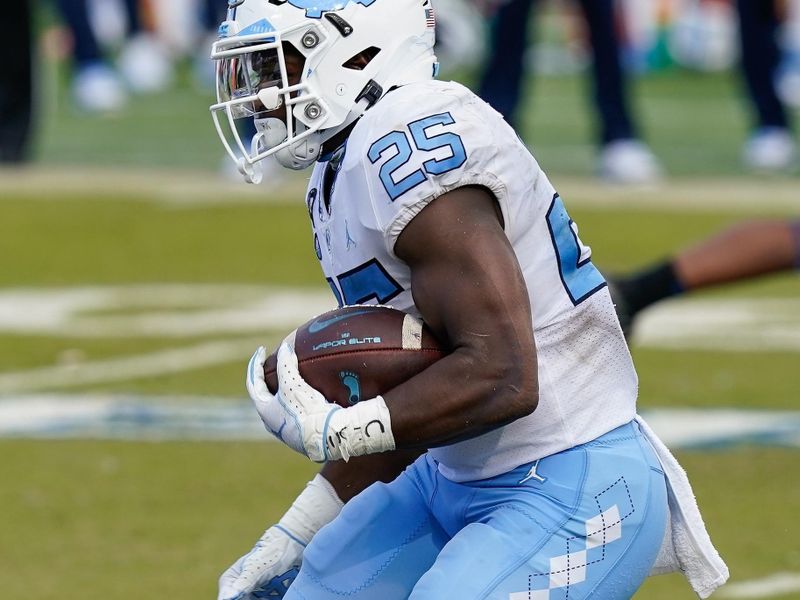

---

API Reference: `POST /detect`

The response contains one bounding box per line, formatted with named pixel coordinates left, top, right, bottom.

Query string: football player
left=210, top=1, right=728, bottom=598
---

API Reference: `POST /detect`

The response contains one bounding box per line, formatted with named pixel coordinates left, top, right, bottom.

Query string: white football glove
left=247, top=341, right=396, bottom=462
left=247, top=342, right=336, bottom=462
left=218, top=526, right=302, bottom=600
left=217, top=474, right=344, bottom=600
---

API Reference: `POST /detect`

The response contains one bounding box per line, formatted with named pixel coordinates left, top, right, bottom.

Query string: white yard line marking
left=0, top=285, right=334, bottom=337
left=0, top=286, right=798, bottom=350
left=0, top=166, right=307, bottom=205
left=0, top=287, right=797, bottom=395
left=718, top=572, right=800, bottom=598
left=0, top=339, right=264, bottom=393
left=633, top=298, right=800, bottom=352
left=0, top=394, right=269, bottom=441
left=2, top=167, right=797, bottom=213
left=2, top=396, right=799, bottom=446
left=643, top=409, right=800, bottom=449
left=557, top=178, right=800, bottom=214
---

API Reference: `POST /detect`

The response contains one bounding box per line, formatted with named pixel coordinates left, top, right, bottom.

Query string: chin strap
left=251, top=117, right=323, bottom=171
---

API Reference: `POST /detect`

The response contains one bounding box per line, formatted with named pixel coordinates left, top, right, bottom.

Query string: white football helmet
left=210, top=0, right=438, bottom=182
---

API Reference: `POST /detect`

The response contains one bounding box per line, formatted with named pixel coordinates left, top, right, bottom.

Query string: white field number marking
left=718, top=572, right=800, bottom=598
left=0, top=286, right=797, bottom=393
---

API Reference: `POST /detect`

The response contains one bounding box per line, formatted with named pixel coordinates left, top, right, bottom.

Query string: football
left=264, top=305, right=446, bottom=407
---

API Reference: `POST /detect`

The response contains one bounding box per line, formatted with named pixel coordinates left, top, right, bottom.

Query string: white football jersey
left=304, top=79, right=637, bottom=482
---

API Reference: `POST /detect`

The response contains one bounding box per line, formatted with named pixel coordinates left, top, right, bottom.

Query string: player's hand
left=217, top=526, right=303, bottom=600
left=246, top=346, right=289, bottom=443
left=246, top=343, right=338, bottom=462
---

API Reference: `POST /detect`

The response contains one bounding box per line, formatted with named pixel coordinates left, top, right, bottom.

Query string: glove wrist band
left=277, top=473, right=344, bottom=544
left=324, top=395, right=396, bottom=461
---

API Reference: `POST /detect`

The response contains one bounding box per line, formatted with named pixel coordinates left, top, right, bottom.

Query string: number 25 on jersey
left=368, top=112, right=467, bottom=201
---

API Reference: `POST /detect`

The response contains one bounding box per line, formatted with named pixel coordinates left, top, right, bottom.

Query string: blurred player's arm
left=217, top=472, right=340, bottom=600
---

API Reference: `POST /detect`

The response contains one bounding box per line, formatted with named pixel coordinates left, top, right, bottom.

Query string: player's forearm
left=321, top=449, right=425, bottom=502
left=278, top=473, right=344, bottom=543
left=382, top=342, right=538, bottom=449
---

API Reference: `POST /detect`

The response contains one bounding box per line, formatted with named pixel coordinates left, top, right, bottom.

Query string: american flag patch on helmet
left=425, top=7, right=436, bottom=28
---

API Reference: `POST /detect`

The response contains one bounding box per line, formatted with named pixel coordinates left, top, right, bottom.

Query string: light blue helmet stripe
left=238, top=18, right=277, bottom=36
left=286, top=0, right=378, bottom=19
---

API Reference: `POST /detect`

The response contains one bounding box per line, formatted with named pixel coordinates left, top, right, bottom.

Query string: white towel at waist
left=637, top=414, right=730, bottom=599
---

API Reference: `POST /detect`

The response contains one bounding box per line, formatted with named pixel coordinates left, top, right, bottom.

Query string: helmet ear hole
left=342, top=47, right=381, bottom=71
left=283, top=42, right=305, bottom=63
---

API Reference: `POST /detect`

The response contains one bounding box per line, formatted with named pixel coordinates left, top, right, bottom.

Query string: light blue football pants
left=285, top=421, right=668, bottom=600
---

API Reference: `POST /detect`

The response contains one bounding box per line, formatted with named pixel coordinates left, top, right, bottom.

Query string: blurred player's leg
left=477, top=0, right=538, bottom=129
left=0, top=0, right=32, bottom=163
left=579, top=0, right=635, bottom=147
left=410, top=422, right=667, bottom=599
left=673, top=218, right=800, bottom=288
left=284, top=458, right=448, bottom=600
left=609, top=219, right=800, bottom=336
left=736, top=0, right=797, bottom=170
left=579, top=0, right=662, bottom=183
left=202, top=0, right=228, bottom=30
left=117, top=0, right=174, bottom=94
left=55, top=0, right=127, bottom=112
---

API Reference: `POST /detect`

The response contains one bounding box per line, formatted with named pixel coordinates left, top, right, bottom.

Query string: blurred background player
left=55, top=0, right=177, bottom=113
left=477, top=0, right=663, bottom=184
left=2, top=0, right=223, bottom=162
left=54, top=0, right=127, bottom=112
left=619, top=0, right=799, bottom=171
left=736, top=0, right=798, bottom=171
left=0, top=0, right=33, bottom=163
left=609, top=218, right=800, bottom=336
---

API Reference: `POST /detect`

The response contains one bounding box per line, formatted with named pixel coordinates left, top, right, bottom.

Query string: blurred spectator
left=736, top=0, right=797, bottom=171
left=608, top=219, right=800, bottom=337
left=0, top=0, right=33, bottom=162
left=55, top=0, right=174, bottom=113
left=55, top=0, right=127, bottom=112
left=115, top=0, right=174, bottom=95
left=477, top=0, right=663, bottom=184
left=194, top=0, right=229, bottom=88
left=201, top=0, right=227, bottom=32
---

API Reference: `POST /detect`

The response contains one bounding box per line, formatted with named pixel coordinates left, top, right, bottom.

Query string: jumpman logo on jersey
left=519, top=459, right=546, bottom=484
left=345, top=220, right=357, bottom=250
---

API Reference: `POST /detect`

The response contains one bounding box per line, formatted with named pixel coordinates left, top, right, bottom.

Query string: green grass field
left=1, top=63, right=798, bottom=599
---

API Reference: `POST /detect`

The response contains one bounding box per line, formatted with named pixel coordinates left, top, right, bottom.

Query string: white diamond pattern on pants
left=508, top=503, right=624, bottom=599
left=585, top=505, right=622, bottom=550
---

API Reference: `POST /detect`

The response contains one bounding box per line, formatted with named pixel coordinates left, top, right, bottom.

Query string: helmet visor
left=216, top=45, right=285, bottom=118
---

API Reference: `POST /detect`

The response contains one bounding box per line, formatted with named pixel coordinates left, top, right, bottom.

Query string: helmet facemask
left=211, top=29, right=329, bottom=181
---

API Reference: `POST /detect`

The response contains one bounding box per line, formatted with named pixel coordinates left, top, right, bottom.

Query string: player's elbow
left=482, top=357, right=538, bottom=425
left=504, top=363, right=539, bottom=420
